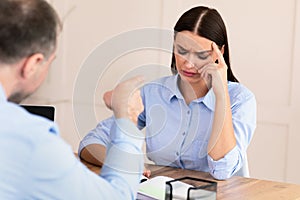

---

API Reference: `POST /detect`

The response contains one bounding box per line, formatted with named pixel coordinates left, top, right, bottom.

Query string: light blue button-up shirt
left=79, top=75, right=256, bottom=180
left=0, top=85, right=144, bottom=199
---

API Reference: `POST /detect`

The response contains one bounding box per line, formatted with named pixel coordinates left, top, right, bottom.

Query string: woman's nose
left=183, top=53, right=197, bottom=69
left=184, top=59, right=195, bottom=69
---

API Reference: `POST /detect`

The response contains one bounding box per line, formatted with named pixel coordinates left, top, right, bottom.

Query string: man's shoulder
left=0, top=102, right=59, bottom=138
left=0, top=103, right=71, bottom=184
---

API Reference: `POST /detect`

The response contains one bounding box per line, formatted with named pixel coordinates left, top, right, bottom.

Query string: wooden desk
left=81, top=159, right=300, bottom=200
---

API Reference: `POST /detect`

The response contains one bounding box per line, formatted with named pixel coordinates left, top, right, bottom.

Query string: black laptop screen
left=21, top=105, right=55, bottom=121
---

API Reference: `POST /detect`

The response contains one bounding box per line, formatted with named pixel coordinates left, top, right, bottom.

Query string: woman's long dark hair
left=171, top=6, right=239, bottom=82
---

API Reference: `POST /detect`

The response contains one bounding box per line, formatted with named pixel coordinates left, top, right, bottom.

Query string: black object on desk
left=165, top=177, right=217, bottom=200
left=21, top=105, right=55, bottom=121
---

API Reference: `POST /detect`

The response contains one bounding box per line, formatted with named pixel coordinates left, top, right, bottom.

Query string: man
left=0, top=0, right=144, bottom=199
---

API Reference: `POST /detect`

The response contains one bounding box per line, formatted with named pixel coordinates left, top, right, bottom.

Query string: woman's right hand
left=198, top=42, right=228, bottom=99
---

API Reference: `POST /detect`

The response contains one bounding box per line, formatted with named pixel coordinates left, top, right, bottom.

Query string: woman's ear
left=20, top=53, right=45, bottom=79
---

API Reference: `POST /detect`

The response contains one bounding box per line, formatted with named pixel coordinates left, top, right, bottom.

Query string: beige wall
left=23, top=0, right=300, bottom=184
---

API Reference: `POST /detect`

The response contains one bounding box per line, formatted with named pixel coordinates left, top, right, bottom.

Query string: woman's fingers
left=143, top=168, right=151, bottom=178
left=198, top=63, right=217, bottom=76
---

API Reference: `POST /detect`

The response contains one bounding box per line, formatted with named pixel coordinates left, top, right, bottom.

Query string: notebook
left=21, top=105, right=55, bottom=121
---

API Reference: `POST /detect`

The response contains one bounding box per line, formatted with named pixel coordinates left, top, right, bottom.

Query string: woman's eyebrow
left=195, top=49, right=212, bottom=54
left=176, top=44, right=186, bottom=50
left=176, top=43, right=211, bottom=54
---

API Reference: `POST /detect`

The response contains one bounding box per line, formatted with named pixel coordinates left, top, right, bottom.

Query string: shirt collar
left=166, top=74, right=216, bottom=111
left=167, top=74, right=185, bottom=101
left=0, top=84, right=7, bottom=103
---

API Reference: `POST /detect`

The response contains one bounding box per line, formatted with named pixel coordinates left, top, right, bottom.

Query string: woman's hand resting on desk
left=103, top=76, right=145, bottom=125
left=143, top=167, right=151, bottom=178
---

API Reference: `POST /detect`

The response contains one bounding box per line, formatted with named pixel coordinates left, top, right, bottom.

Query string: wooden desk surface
left=81, top=159, right=300, bottom=200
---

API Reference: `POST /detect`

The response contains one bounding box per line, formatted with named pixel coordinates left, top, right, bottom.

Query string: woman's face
left=174, top=31, right=215, bottom=84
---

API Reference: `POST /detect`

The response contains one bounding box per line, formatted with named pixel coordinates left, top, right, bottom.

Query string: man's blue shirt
left=0, top=85, right=144, bottom=199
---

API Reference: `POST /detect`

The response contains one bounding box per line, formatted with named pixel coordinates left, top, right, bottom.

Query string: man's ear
left=20, top=53, right=45, bottom=79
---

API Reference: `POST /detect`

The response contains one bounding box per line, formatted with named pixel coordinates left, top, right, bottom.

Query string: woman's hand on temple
left=198, top=42, right=228, bottom=98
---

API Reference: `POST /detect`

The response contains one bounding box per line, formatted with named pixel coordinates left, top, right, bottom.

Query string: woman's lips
left=182, top=70, right=197, bottom=77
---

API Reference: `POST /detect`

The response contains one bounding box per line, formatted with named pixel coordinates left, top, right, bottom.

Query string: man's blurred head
left=0, top=0, right=61, bottom=103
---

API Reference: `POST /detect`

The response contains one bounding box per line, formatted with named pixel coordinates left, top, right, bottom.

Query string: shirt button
left=187, top=110, right=190, bottom=115
left=176, top=152, right=179, bottom=156
left=182, top=132, right=186, bottom=136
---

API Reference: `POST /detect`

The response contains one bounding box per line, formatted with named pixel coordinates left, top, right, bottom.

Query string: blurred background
left=23, top=0, right=300, bottom=184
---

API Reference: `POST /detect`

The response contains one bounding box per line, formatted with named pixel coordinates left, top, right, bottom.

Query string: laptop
left=21, top=105, right=55, bottom=121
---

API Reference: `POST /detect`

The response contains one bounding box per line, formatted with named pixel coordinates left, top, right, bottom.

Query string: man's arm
left=27, top=76, right=146, bottom=199
left=99, top=76, right=145, bottom=198
left=29, top=122, right=144, bottom=200
left=79, top=76, right=144, bottom=165
left=80, top=76, right=152, bottom=177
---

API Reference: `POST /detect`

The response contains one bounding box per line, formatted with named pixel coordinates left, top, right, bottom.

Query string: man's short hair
left=0, top=0, right=62, bottom=64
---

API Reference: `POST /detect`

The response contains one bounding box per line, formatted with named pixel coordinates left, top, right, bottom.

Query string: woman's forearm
left=207, top=89, right=236, bottom=161
left=80, top=144, right=107, bottom=166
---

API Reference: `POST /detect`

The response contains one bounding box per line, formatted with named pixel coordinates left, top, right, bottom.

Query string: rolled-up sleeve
left=78, top=117, right=114, bottom=156
left=207, top=146, right=242, bottom=180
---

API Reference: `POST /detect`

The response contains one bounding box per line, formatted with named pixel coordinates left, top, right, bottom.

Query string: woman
left=79, top=6, right=256, bottom=180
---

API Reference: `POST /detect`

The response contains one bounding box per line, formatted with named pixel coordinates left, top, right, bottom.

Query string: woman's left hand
left=197, top=42, right=228, bottom=98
